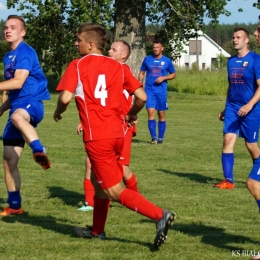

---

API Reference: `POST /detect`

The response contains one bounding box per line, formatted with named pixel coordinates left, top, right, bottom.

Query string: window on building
left=202, top=63, right=205, bottom=70
left=189, top=40, right=202, bottom=55
left=185, top=63, right=189, bottom=68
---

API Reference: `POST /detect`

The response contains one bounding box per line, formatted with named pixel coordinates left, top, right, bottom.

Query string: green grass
left=0, top=93, right=259, bottom=260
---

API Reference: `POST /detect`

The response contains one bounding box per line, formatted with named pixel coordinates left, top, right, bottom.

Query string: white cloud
left=0, top=3, right=7, bottom=10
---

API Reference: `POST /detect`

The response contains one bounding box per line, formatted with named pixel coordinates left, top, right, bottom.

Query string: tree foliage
left=7, top=0, right=114, bottom=78
left=5, top=0, right=260, bottom=77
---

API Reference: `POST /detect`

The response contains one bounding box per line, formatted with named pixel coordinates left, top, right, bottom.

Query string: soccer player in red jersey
left=77, top=40, right=139, bottom=212
left=53, top=23, right=175, bottom=248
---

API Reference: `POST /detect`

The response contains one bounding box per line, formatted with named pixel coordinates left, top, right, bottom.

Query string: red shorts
left=119, top=128, right=132, bottom=166
left=85, top=138, right=124, bottom=190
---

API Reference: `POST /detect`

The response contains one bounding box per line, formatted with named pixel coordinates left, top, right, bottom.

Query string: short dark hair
left=78, top=23, right=108, bottom=52
left=233, top=27, right=249, bottom=39
left=153, top=39, right=163, bottom=45
left=7, top=15, right=26, bottom=30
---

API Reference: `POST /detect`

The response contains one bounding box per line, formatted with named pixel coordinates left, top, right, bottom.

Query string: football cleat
left=74, top=226, right=106, bottom=239
left=154, top=210, right=175, bottom=249
left=150, top=138, right=157, bottom=144
left=213, top=179, right=234, bottom=189
left=77, top=203, right=94, bottom=212
left=33, top=151, right=51, bottom=170
left=157, top=139, right=163, bottom=144
left=0, top=207, right=23, bottom=216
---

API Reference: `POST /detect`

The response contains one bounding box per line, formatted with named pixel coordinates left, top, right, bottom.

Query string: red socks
left=119, top=188, right=163, bottom=221
left=123, top=173, right=138, bottom=192
left=83, top=179, right=94, bottom=207
left=92, top=196, right=110, bottom=235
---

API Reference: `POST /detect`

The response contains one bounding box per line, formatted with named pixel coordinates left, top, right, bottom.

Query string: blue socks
left=7, top=190, right=21, bottom=209
left=30, top=140, right=44, bottom=154
left=222, top=153, right=234, bottom=183
left=148, top=119, right=157, bottom=139
left=158, top=121, right=166, bottom=140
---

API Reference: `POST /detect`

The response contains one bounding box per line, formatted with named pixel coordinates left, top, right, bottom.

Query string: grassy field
left=0, top=93, right=259, bottom=260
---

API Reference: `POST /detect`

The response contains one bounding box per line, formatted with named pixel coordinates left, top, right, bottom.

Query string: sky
left=0, top=0, right=259, bottom=25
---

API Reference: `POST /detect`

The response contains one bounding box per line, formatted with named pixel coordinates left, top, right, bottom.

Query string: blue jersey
left=3, top=41, right=50, bottom=107
left=227, top=51, right=260, bottom=110
left=140, top=55, right=175, bottom=94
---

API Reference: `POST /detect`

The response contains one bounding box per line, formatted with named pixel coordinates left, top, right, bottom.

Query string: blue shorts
left=145, top=89, right=168, bottom=111
left=223, top=103, right=260, bottom=143
left=3, top=101, right=44, bottom=145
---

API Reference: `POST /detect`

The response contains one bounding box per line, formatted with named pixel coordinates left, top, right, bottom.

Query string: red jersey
left=122, top=63, right=136, bottom=136
left=56, top=54, right=141, bottom=141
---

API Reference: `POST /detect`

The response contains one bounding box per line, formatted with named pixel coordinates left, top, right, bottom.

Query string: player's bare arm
left=155, top=72, right=176, bottom=84
left=53, top=90, right=73, bottom=122
left=0, top=69, right=29, bottom=91
left=138, top=71, right=145, bottom=84
left=238, top=79, right=260, bottom=117
left=126, top=87, right=146, bottom=125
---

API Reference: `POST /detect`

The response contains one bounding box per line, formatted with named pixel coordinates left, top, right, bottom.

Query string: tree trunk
left=113, top=0, right=146, bottom=78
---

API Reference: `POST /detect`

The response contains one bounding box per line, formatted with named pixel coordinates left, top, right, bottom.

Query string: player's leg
left=146, top=90, right=157, bottom=143
left=214, top=105, right=238, bottom=189
left=120, top=129, right=138, bottom=192
left=85, top=138, right=175, bottom=248
left=78, top=156, right=94, bottom=211
left=243, top=113, right=260, bottom=212
left=0, top=142, right=24, bottom=216
left=156, top=91, right=168, bottom=144
left=11, top=102, right=51, bottom=170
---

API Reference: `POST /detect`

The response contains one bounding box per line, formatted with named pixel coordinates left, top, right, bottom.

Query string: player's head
left=4, top=15, right=26, bottom=47
left=77, top=23, right=108, bottom=56
left=152, top=39, right=164, bottom=58
left=108, top=40, right=131, bottom=62
left=232, top=27, right=249, bottom=51
left=254, top=17, right=260, bottom=47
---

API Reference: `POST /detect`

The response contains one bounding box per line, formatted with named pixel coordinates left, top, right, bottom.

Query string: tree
left=7, top=0, right=258, bottom=77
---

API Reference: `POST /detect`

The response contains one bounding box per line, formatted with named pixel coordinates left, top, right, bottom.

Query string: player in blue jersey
left=0, top=15, right=51, bottom=216
left=214, top=27, right=260, bottom=191
left=138, top=40, right=176, bottom=144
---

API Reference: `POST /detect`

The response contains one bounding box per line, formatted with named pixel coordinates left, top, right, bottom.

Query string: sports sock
left=158, top=121, right=166, bottom=140
left=257, top=200, right=260, bottom=213
left=84, top=179, right=94, bottom=207
left=7, top=190, right=21, bottom=209
left=30, top=140, right=45, bottom=154
left=119, top=188, right=163, bottom=221
left=148, top=119, right=157, bottom=138
left=249, top=156, right=260, bottom=179
left=222, top=153, right=234, bottom=183
left=92, top=196, right=110, bottom=235
left=123, top=173, right=138, bottom=192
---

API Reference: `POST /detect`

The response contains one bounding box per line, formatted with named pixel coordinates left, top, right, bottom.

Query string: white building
left=173, top=30, right=231, bottom=70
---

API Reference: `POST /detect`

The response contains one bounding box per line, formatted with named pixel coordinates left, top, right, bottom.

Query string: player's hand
left=125, top=114, right=138, bottom=127
left=218, top=111, right=225, bottom=121
left=53, top=111, right=62, bottom=122
left=77, top=123, right=83, bottom=135
left=238, top=104, right=252, bottom=117
left=155, top=76, right=164, bottom=84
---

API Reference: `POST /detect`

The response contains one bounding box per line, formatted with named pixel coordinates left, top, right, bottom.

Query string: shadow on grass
left=47, top=186, right=83, bottom=206
left=141, top=219, right=258, bottom=251
left=1, top=213, right=74, bottom=236
left=174, top=222, right=258, bottom=251
left=158, top=169, right=245, bottom=185
left=132, top=138, right=150, bottom=144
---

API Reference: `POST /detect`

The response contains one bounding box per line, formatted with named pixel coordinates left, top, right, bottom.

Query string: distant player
left=138, top=40, right=176, bottom=144
left=214, top=27, right=260, bottom=192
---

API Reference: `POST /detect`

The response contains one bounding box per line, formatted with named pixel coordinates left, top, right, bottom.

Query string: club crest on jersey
left=243, top=61, right=248, bottom=67
left=161, top=62, right=165, bottom=65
